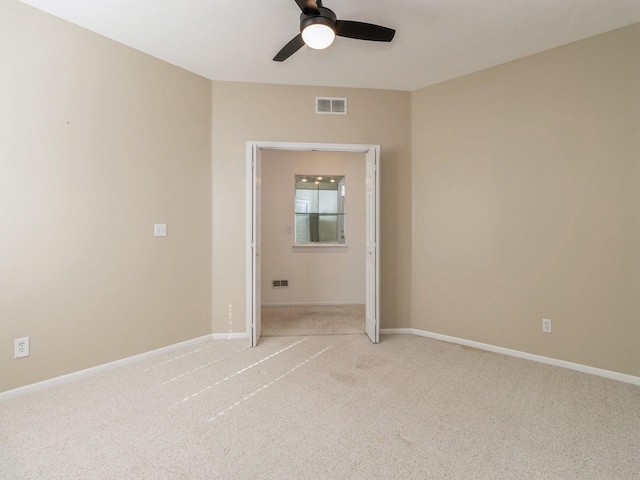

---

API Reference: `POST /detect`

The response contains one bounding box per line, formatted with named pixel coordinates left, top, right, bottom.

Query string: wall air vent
left=272, top=280, right=289, bottom=288
left=315, top=97, right=347, bottom=115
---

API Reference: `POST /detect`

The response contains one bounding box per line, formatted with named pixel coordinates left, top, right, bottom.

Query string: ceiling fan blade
left=273, top=34, right=305, bottom=62
left=295, top=0, right=320, bottom=15
left=335, top=20, right=395, bottom=42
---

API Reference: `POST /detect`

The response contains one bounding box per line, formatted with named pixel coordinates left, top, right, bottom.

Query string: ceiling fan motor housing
left=300, top=7, right=337, bottom=33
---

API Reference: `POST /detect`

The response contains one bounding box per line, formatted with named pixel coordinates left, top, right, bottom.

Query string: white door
left=365, top=147, right=379, bottom=343
left=247, top=142, right=379, bottom=346
left=249, top=145, right=262, bottom=346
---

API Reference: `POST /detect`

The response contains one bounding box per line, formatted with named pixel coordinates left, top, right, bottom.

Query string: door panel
left=365, top=148, right=379, bottom=343
left=251, top=145, right=262, bottom=346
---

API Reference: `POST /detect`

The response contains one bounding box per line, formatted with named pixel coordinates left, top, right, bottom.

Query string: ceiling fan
left=273, top=0, right=396, bottom=62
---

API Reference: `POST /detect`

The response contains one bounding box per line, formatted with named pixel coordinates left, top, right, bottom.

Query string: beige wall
left=261, top=150, right=365, bottom=305
left=212, top=82, right=412, bottom=333
left=0, top=0, right=213, bottom=392
left=411, top=24, right=640, bottom=376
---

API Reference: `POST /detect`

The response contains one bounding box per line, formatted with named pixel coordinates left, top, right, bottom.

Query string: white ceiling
left=18, top=0, right=640, bottom=91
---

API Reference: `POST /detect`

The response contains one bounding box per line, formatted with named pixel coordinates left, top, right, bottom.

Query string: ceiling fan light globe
left=302, top=23, right=335, bottom=50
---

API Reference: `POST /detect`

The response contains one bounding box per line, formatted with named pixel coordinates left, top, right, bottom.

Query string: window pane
left=294, top=175, right=345, bottom=244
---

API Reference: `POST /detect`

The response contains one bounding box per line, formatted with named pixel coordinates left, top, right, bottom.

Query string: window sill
left=292, top=244, right=348, bottom=253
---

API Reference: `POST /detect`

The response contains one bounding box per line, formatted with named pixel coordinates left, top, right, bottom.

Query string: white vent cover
left=315, top=97, right=347, bottom=115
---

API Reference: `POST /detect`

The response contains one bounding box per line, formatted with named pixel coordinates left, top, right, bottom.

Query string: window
left=294, top=175, right=345, bottom=245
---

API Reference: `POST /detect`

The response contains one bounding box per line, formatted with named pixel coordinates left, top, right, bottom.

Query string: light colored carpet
left=261, top=304, right=365, bottom=336
left=1, top=334, right=639, bottom=479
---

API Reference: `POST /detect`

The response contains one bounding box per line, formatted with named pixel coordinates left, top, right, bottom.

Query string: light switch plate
left=154, top=224, right=167, bottom=237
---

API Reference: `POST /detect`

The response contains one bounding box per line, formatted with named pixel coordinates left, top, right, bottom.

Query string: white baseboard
left=391, top=328, right=640, bottom=386
left=380, top=328, right=413, bottom=335
left=0, top=334, right=218, bottom=402
left=262, top=302, right=365, bottom=307
left=5, top=328, right=637, bottom=401
left=212, top=332, right=248, bottom=340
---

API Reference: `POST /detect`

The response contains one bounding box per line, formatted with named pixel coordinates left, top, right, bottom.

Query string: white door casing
left=246, top=142, right=380, bottom=345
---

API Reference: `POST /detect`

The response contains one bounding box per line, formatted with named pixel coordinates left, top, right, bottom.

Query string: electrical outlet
left=542, top=318, right=552, bottom=333
left=14, top=337, right=30, bottom=359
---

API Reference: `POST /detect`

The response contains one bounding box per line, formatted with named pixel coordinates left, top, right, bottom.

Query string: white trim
left=292, top=244, right=348, bottom=253
left=253, top=141, right=374, bottom=153
left=211, top=333, right=248, bottom=340
left=262, top=302, right=365, bottom=307
left=391, top=328, right=640, bottom=386
left=0, top=335, right=215, bottom=402
left=380, top=328, right=413, bottom=335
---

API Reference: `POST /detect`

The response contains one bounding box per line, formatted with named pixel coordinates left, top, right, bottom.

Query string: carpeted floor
left=1, top=334, right=639, bottom=479
left=261, top=304, right=365, bottom=336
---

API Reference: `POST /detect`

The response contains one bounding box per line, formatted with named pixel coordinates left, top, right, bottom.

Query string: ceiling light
left=317, top=176, right=323, bottom=180
left=330, top=178, right=336, bottom=183
left=301, top=19, right=336, bottom=50
left=301, top=178, right=308, bottom=182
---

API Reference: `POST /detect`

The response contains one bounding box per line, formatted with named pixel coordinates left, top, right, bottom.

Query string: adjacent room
left=260, top=149, right=367, bottom=337
left=1, top=0, right=639, bottom=478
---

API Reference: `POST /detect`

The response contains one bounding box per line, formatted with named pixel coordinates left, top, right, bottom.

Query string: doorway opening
left=246, top=141, right=380, bottom=346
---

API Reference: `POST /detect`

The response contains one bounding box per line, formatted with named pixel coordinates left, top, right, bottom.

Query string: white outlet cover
left=542, top=318, right=552, bottom=333
left=15, top=337, right=30, bottom=359
left=154, top=224, right=167, bottom=237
